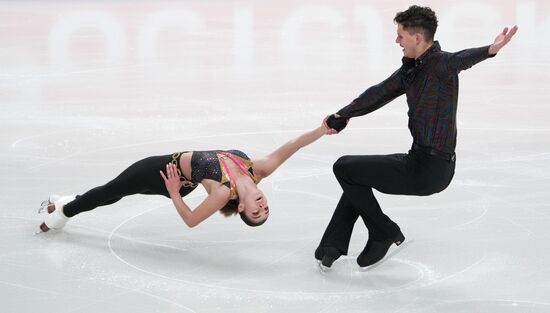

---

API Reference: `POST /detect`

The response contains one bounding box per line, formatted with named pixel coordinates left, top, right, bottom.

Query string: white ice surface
left=1, top=1, right=550, bottom=312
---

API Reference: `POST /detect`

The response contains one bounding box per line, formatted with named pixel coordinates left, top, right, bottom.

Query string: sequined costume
left=191, top=150, right=255, bottom=197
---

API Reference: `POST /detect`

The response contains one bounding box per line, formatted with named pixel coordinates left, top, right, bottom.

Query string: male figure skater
left=316, top=5, right=518, bottom=268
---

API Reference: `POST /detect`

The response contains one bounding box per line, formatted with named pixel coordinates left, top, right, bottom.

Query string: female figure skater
left=38, top=120, right=334, bottom=233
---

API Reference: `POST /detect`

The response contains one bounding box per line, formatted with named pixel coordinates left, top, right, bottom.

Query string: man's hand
left=322, top=115, right=338, bottom=135
left=488, top=25, right=518, bottom=55
left=325, top=114, right=349, bottom=134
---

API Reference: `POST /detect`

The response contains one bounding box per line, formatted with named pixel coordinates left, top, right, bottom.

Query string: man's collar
left=416, top=41, right=440, bottom=64
left=402, top=41, right=441, bottom=66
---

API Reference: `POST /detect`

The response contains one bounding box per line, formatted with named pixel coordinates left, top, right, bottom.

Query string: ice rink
left=2, top=0, right=550, bottom=312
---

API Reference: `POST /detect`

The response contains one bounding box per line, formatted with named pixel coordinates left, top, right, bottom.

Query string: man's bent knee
left=333, top=155, right=355, bottom=177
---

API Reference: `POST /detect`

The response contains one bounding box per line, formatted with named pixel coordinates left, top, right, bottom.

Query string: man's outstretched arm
left=448, top=25, right=518, bottom=72
left=325, top=69, right=406, bottom=133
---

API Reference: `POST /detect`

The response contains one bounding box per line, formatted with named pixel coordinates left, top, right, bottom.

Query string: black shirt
left=337, top=41, right=495, bottom=154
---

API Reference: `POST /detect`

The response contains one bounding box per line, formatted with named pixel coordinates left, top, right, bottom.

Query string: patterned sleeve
left=336, top=68, right=406, bottom=119
left=446, top=45, right=495, bottom=73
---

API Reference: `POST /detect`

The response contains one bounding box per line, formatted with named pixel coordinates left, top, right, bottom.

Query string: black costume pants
left=318, top=149, right=455, bottom=255
left=63, top=155, right=196, bottom=217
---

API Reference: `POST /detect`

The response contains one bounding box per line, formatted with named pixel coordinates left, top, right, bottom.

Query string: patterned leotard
left=172, top=150, right=255, bottom=197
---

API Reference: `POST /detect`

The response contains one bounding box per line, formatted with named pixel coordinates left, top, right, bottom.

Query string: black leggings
left=318, top=149, right=455, bottom=255
left=63, top=154, right=197, bottom=218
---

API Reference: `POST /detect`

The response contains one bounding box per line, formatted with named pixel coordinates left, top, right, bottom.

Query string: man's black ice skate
left=357, top=230, right=405, bottom=268
left=315, top=246, right=342, bottom=268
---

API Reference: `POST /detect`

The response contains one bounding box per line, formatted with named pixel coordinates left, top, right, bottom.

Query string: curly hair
left=394, top=5, right=438, bottom=42
left=219, top=199, right=267, bottom=227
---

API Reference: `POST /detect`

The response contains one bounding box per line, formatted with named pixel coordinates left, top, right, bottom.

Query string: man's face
left=395, top=24, right=418, bottom=58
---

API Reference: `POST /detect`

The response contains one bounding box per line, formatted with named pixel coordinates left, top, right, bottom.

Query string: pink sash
left=217, top=152, right=255, bottom=190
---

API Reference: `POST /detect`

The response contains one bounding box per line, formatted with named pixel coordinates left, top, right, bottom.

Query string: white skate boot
left=37, top=195, right=76, bottom=233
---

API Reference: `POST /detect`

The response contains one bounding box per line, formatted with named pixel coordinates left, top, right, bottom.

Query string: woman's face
left=239, top=189, right=269, bottom=224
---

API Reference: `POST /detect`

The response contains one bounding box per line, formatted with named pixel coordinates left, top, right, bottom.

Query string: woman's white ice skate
left=37, top=195, right=75, bottom=233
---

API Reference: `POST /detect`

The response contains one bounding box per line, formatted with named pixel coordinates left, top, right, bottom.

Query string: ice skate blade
left=38, top=200, right=49, bottom=214
left=38, top=195, right=59, bottom=214
left=34, top=222, right=51, bottom=235
left=38, top=204, right=56, bottom=214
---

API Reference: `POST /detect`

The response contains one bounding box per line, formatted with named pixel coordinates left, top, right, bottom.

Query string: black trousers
left=318, top=149, right=455, bottom=255
left=63, top=155, right=197, bottom=218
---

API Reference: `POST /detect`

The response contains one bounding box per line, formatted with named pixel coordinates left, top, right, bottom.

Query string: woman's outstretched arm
left=253, top=119, right=331, bottom=180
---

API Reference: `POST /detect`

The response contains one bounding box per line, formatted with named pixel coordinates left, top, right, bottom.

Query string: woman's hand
left=160, top=163, right=185, bottom=196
